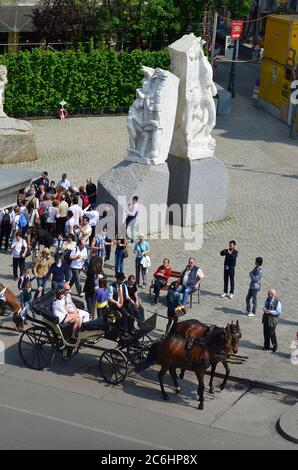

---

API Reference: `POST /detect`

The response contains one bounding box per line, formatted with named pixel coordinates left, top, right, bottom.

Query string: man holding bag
left=134, top=234, right=150, bottom=288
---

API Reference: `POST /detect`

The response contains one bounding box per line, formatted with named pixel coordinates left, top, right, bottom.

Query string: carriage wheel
left=19, top=326, right=55, bottom=370
left=99, top=349, right=128, bottom=385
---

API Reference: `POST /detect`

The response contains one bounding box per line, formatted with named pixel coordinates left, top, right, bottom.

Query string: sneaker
left=248, top=312, right=255, bottom=317
left=229, top=294, right=234, bottom=299
left=272, top=346, right=277, bottom=353
left=220, top=293, right=227, bottom=298
left=79, top=293, right=84, bottom=298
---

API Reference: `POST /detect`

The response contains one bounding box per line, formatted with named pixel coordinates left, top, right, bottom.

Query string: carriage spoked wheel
left=19, top=326, right=55, bottom=370
left=99, top=349, right=128, bottom=385
left=128, top=334, right=153, bottom=364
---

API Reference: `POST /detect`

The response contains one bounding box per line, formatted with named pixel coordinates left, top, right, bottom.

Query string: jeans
left=126, top=215, right=137, bottom=241
left=153, top=278, right=166, bottom=301
left=13, top=257, right=25, bottom=279
left=177, top=285, right=192, bottom=305
left=224, top=268, right=235, bottom=294
left=70, top=268, right=82, bottom=295
left=115, top=250, right=124, bottom=274
left=52, top=280, right=64, bottom=291
left=135, top=257, right=147, bottom=286
left=246, top=288, right=258, bottom=314
left=34, top=277, right=45, bottom=299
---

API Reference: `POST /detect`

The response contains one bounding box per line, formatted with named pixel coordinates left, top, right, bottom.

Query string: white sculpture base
left=0, top=117, right=37, bottom=164
left=125, top=148, right=165, bottom=166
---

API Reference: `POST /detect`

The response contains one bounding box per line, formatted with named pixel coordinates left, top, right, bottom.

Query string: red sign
left=231, top=21, right=244, bottom=40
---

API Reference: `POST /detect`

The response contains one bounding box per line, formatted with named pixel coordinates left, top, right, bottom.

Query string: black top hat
left=115, top=272, right=126, bottom=280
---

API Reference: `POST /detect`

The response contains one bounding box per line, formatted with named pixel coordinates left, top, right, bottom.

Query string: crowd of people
left=0, top=171, right=282, bottom=349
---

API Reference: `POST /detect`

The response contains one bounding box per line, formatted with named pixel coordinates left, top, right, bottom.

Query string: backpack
left=81, top=194, right=89, bottom=209
left=19, top=212, right=28, bottom=228
left=1, top=213, right=11, bottom=227
left=63, top=248, right=72, bottom=266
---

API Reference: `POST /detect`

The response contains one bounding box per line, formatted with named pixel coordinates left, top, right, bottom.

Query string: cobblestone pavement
left=1, top=92, right=298, bottom=393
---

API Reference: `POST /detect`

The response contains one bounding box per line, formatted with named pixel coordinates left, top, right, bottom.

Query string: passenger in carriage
left=63, top=282, right=90, bottom=325
left=52, top=289, right=81, bottom=341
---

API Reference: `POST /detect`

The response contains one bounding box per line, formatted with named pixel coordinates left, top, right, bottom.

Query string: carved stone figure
left=0, top=65, right=8, bottom=118
left=168, top=34, right=217, bottom=160
left=125, top=66, right=179, bottom=166
left=0, top=64, right=37, bottom=163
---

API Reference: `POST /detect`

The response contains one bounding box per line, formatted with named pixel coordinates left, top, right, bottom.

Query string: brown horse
left=0, top=282, right=25, bottom=330
left=171, top=319, right=242, bottom=393
left=150, top=326, right=232, bottom=410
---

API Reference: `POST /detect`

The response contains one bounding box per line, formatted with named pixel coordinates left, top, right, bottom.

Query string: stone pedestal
left=0, top=117, right=37, bottom=164
left=167, top=155, right=229, bottom=226
left=98, top=161, right=169, bottom=237
left=0, top=168, right=40, bottom=209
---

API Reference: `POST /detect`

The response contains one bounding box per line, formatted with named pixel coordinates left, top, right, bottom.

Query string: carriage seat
left=80, top=317, right=107, bottom=332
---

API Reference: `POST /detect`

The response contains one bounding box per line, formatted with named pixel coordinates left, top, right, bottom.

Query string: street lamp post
left=227, top=39, right=238, bottom=98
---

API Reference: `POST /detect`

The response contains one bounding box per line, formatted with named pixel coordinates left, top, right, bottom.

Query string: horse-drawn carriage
left=0, top=281, right=246, bottom=410
left=18, top=291, right=157, bottom=385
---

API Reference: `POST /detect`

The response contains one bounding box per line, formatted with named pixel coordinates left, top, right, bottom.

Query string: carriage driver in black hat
left=108, top=272, right=135, bottom=338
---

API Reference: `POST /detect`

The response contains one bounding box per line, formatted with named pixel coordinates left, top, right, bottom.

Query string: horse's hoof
left=198, top=403, right=204, bottom=410
left=209, top=388, right=215, bottom=394
left=162, top=394, right=169, bottom=401
left=175, top=387, right=181, bottom=394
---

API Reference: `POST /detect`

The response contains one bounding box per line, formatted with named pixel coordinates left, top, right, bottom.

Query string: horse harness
left=184, top=325, right=217, bottom=367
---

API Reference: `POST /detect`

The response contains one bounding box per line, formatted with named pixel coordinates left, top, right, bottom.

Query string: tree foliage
left=31, top=0, right=253, bottom=49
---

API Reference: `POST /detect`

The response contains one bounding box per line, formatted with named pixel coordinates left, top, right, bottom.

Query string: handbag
left=140, top=255, right=151, bottom=269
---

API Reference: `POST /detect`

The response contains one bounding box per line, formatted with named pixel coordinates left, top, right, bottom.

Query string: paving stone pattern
left=1, top=95, right=298, bottom=392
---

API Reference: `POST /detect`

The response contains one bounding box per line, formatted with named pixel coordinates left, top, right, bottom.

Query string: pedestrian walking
left=126, top=196, right=139, bottom=243
left=10, top=231, right=28, bottom=280
left=69, top=240, right=88, bottom=297
left=245, top=257, right=263, bottom=317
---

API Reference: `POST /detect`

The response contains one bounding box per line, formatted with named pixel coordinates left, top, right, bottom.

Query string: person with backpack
left=79, top=186, right=89, bottom=209
left=18, top=209, right=29, bottom=238
left=10, top=231, right=28, bottom=280
left=0, top=209, right=12, bottom=251
left=33, top=247, right=52, bottom=298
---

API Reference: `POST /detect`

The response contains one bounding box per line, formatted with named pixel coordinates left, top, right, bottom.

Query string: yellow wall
left=259, top=58, right=285, bottom=108
left=264, top=17, right=291, bottom=65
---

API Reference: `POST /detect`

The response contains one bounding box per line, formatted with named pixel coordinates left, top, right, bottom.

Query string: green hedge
left=0, top=48, right=170, bottom=114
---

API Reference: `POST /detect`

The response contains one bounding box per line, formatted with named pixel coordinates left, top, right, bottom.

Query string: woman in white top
left=10, top=231, right=27, bottom=280
left=52, top=289, right=81, bottom=340
left=46, top=200, right=59, bottom=238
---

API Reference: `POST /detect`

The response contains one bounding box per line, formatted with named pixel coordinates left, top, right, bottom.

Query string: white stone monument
left=0, top=65, right=8, bottom=117
left=167, top=34, right=229, bottom=225
left=169, top=34, right=217, bottom=160
left=125, top=66, right=179, bottom=166
left=0, top=65, right=37, bottom=164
